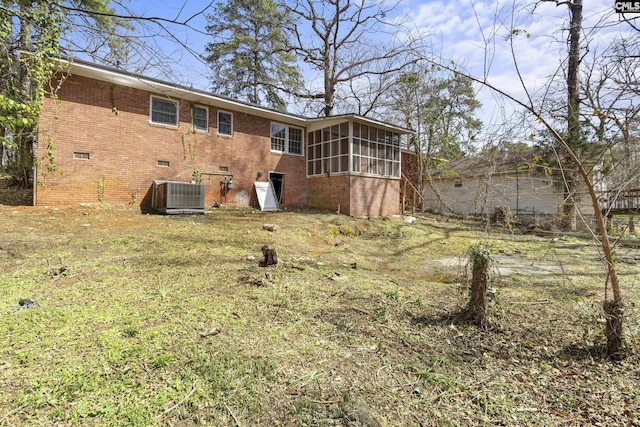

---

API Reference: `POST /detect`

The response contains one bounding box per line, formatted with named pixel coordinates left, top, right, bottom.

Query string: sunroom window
left=307, top=122, right=400, bottom=178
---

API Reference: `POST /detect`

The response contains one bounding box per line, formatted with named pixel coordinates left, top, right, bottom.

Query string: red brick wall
left=307, top=174, right=399, bottom=217
left=307, top=175, right=351, bottom=214
left=401, top=149, right=419, bottom=187
left=36, top=74, right=308, bottom=209
left=400, top=150, right=420, bottom=208
left=349, top=175, right=400, bottom=217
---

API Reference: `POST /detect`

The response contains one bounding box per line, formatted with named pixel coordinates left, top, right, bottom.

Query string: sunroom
left=305, top=115, right=413, bottom=217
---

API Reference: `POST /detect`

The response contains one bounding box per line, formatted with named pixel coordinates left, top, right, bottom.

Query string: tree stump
left=261, top=245, right=278, bottom=267
left=492, top=207, right=510, bottom=227
left=467, top=246, right=490, bottom=329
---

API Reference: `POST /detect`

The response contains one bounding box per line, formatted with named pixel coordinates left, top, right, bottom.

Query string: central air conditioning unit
left=152, top=180, right=206, bottom=214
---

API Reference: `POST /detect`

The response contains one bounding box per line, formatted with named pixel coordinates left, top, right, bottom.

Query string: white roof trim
left=306, top=115, right=414, bottom=134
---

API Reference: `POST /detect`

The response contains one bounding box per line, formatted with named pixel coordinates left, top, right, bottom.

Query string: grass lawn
left=1, top=205, right=639, bottom=426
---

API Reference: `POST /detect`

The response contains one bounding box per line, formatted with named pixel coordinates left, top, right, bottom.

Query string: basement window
left=157, top=160, right=170, bottom=167
left=73, top=152, right=90, bottom=160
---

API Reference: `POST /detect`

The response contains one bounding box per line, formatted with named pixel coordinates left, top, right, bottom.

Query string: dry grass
left=0, top=205, right=639, bottom=426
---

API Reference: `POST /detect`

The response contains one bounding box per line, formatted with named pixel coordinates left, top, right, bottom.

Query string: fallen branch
left=0, top=404, right=28, bottom=424
left=512, top=300, right=551, bottom=305
left=160, top=383, right=197, bottom=416
left=225, top=403, right=241, bottom=427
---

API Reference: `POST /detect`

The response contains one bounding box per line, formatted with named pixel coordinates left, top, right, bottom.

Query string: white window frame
left=192, top=105, right=209, bottom=132
left=149, top=96, right=179, bottom=127
left=270, top=122, right=304, bottom=156
left=217, top=111, right=233, bottom=136
left=307, top=122, right=400, bottom=178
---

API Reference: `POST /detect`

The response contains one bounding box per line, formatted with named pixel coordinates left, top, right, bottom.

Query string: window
left=270, top=123, right=304, bottom=155
left=192, top=106, right=208, bottom=132
left=218, top=111, right=233, bottom=136
left=288, top=127, right=303, bottom=155
left=307, top=122, right=400, bottom=178
left=74, top=152, right=90, bottom=160
left=454, top=181, right=463, bottom=188
left=271, top=123, right=286, bottom=151
left=150, top=96, right=178, bottom=126
left=157, top=160, right=170, bottom=167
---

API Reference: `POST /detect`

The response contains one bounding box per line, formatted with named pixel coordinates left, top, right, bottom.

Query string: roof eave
left=60, top=59, right=308, bottom=127
left=306, top=114, right=414, bottom=134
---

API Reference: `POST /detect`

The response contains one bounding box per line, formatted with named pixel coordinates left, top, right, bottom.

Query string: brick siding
left=308, top=175, right=351, bottom=214
left=401, top=149, right=419, bottom=186
left=308, top=174, right=400, bottom=217
left=36, top=74, right=308, bottom=210
left=349, top=175, right=400, bottom=217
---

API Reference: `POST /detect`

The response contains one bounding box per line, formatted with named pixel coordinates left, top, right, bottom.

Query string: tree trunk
left=564, top=0, right=626, bottom=358
left=561, top=0, right=583, bottom=232
left=467, top=246, right=490, bottom=328
left=604, top=300, right=624, bottom=360
left=16, top=5, right=34, bottom=189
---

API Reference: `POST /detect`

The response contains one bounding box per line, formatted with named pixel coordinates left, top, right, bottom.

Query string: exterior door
left=269, top=172, right=284, bottom=204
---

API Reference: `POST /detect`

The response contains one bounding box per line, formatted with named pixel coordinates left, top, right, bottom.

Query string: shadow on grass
left=411, top=310, right=617, bottom=363
left=411, top=309, right=471, bottom=327
left=552, top=342, right=610, bottom=362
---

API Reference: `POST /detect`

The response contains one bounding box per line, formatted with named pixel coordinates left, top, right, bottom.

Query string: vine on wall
left=181, top=130, right=197, bottom=161
left=109, top=83, right=118, bottom=115
left=0, top=2, right=64, bottom=188
left=97, top=176, right=105, bottom=202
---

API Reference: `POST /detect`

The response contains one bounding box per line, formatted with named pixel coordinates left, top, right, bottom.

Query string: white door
left=254, top=182, right=279, bottom=211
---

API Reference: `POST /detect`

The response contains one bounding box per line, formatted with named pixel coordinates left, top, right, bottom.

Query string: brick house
left=35, top=59, right=414, bottom=216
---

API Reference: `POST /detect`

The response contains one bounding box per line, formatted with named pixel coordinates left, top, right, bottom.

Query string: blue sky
left=112, top=0, right=637, bottom=132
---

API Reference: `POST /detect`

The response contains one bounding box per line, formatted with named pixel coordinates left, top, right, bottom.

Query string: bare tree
left=53, top=1, right=216, bottom=79
left=285, top=0, right=422, bottom=117
left=582, top=38, right=640, bottom=191
left=416, top=0, right=635, bottom=358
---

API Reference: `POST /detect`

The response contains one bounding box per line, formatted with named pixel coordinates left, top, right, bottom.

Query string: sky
left=110, top=0, right=638, bottom=134
left=404, top=0, right=635, bottom=131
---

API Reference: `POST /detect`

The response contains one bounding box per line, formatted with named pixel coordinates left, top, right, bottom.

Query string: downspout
left=32, top=164, right=37, bottom=206
left=32, top=136, right=37, bottom=206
